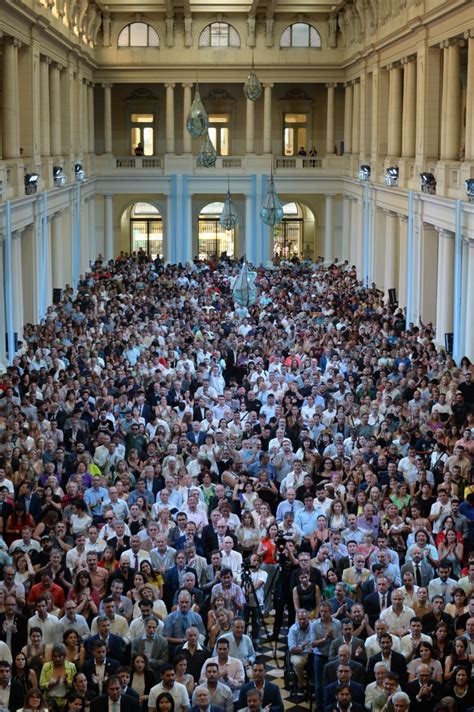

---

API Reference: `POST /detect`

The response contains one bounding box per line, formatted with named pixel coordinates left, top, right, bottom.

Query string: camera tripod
left=241, top=564, right=279, bottom=666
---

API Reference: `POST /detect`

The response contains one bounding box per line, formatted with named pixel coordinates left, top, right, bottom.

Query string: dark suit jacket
left=367, top=651, right=408, bottom=688
left=193, top=406, right=208, bottom=422
left=163, top=565, right=198, bottom=607
left=401, top=561, right=433, bottom=588
left=362, top=591, right=384, bottom=626
left=192, top=706, right=224, bottom=712
left=236, top=681, right=283, bottom=712
left=323, top=680, right=365, bottom=712
left=407, top=679, right=442, bottom=712
left=122, top=686, right=140, bottom=700
left=322, top=659, right=365, bottom=687
left=0, top=611, right=28, bottom=655
left=86, top=633, right=125, bottom=661
left=83, top=657, right=120, bottom=696
left=91, top=693, right=141, bottom=712
left=18, top=492, right=42, bottom=523
left=328, top=636, right=367, bottom=665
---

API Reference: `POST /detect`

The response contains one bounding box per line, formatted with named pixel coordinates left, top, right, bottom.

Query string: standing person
left=313, top=600, right=342, bottom=711
left=90, top=674, right=141, bottom=712
left=192, top=664, right=233, bottom=712
left=148, top=664, right=190, bottom=712
left=236, top=658, right=283, bottom=712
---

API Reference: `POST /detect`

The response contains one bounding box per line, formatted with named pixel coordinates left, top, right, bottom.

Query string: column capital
left=344, top=81, right=352, bottom=89
left=326, top=82, right=337, bottom=89
left=399, top=215, right=408, bottom=224
left=401, top=54, right=417, bottom=64
left=448, top=37, right=465, bottom=48
left=464, top=29, right=474, bottom=40
left=436, top=227, right=454, bottom=238
left=164, top=83, right=176, bottom=89
left=101, top=83, right=113, bottom=89
left=51, top=61, right=63, bottom=72
left=3, top=35, right=22, bottom=48
left=263, top=82, right=274, bottom=89
left=12, top=229, right=24, bottom=240
left=387, top=61, right=402, bottom=71
left=384, top=209, right=399, bottom=217
left=181, top=83, right=193, bottom=89
left=40, top=55, right=52, bottom=65
left=351, top=78, right=360, bottom=86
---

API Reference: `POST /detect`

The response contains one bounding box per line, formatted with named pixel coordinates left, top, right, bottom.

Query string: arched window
left=198, top=22, right=240, bottom=48
left=129, top=202, right=163, bottom=258
left=198, top=202, right=236, bottom=260
left=280, top=22, right=321, bottom=48
left=118, top=22, right=159, bottom=47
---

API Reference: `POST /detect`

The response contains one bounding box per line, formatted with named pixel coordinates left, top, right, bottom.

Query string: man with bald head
left=407, top=663, right=442, bottom=712
left=322, top=644, right=366, bottom=687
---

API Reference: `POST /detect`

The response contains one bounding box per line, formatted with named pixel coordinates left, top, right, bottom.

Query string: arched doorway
left=273, top=202, right=304, bottom=259
left=198, top=202, right=236, bottom=260
left=129, top=202, right=163, bottom=258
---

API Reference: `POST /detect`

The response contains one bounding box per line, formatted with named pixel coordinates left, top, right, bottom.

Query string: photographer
left=273, top=539, right=299, bottom=642
left=242, top=554, right=267, bottom=648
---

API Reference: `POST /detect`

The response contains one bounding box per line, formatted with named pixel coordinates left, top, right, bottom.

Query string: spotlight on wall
left=53, top=166, right=66, bottom=188
left=359, top=165, right=371, bottom=181
left=24, top=173, right=39, bottom=195
left=465, top=179, right=474, bottom=203
left=384, top=166, right=399, bottom=187
left=75, top=163, right=85, bottom=182
left=420, top=172, right=436, bottom=195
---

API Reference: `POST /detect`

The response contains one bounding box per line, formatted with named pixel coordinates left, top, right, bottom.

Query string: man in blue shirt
left=295, top=494, right=319, bottom=544
left=288, top=609, right=314, bottom=693
left=84, top=475, right=108, bottom=522
left=163, top=590, right=205, bottom=650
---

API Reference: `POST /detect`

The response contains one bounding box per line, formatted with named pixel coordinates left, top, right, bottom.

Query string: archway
left=129, top=202, right=163, bottom=258
left=198, top=202, right=236, bottom=260
left=273, top=202, right=316, bottom=259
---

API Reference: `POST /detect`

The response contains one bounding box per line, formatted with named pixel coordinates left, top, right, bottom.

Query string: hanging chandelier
left=197, top=131, right=217, bottom=167
left=186, top=84, right=208, bottom=137
left=260, top=173, right=284, bottom=226
left=220, top=177, right=239, bottom=230
left=243, top=57, right=262, bottom=102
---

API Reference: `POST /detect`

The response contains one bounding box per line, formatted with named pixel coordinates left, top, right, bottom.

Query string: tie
left=113, top=703, right=119, bottom=712
left=134, top=554, right=139, bottom=570
left=182, top=614, right=189, bottom=635
left=381, top=594, right=386, bottom=610
left=290, top=504, right=294, bottom=515
left=415, top=564, right=422, bottom=587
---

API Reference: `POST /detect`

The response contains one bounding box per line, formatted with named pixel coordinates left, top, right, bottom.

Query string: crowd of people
left=0, top=250, right=473, bottom=712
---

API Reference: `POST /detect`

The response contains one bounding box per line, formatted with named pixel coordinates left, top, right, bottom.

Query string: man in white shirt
left=429, top=489, right=452, bottom=534
left=148, top=664, right=190, bottom=712
left=399, top=617, right=432, bottom=660
left=380, top=590, right=415, bottom=638
left=200, top=638, right=245, bottom=701
left=122, top=535, right=151, bottom=571
left=91, top=598, right=130, bottom=642
left=365, top=620, right=401, bottom=658
left=428, top=561, right=458, bottom=603
left=58, top=600, right=91, bottom=639
left=221, top=537, right=243, bottom=584
left=65, top=532, right=88, bottom=572
left=27, top=597, right=60, bottom=645
left=9, top=526, right=41, bottom=555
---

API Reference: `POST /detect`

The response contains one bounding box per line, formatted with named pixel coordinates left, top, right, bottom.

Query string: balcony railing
left=274, top=156, right=322, bottom=169
left=115, top=157, right=163, bottom=168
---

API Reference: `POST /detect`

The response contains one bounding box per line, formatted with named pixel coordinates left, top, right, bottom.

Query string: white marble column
left=246, top=98, right=255, bottom=154
left=387, top=64, right=403, bottom=157
left=324, top=195, right=334, bottom=263
left=182, top=84, right=192, bottom=153
left=352, top=80, right=361, bottom=156
left=465, top=32, right=474, bottom=161
left=464, top=240, right=474, bottom=360
left=88, top=82, right=95, bottom=154
left=398, top=216, right=408, bottom=309
left=104, top=194, right=114, bottom=261
left=440, top=42, right=449, bottom=159
left=49, top=62, right=62, bottom=156
left=435, top=228, right=455, bottom=342
left=326, top=83, right=336, bottom=154
left=40, top=56, right=51, bottom=157
left=51, top=212, right=63, bottom=288
left=344, top=83, right=353, bottom=154
left=2, top=37, right=20, bottom=158
left=445, top=39, right=462, bottom=160
left=103, top=83, right=112, bottom=153
left=384, top=211, right=399, bottom=298
left=402, top=57, right=417, bottom=157
left=88, top=197, right=96, bottom=266
left=11, top=231, right=24, bottom=341
left=165, top=83, right=175, bottom=153
left=263, top=83, right=273, bottom=154
left=349, top=198, right=358, bottom=267
left=21, top=225, right=39, bottom=325
left=342, top=195, right=352, bottom=262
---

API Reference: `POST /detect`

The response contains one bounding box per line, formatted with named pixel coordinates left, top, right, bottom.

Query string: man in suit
left=236, top=658, right=283, bottom=712
left=117, top=666, right=140, bottom=700
left=0, top=594, right=28, bottom=656
left=323, top=662, right=365, bottom=712
left=193, top=399, right=208, bottom=422
left=401, top=547, right=433, bottom=587
left=192, top=686, right=224, bottom=712
left=86, top=616, right=125, bottom=660
left=330, top=684, right=365, bottom=712
left=163, top=551, right=198, bottom=609
left=16, top=481, right=42, bottom=523
left=90, top=674, right=141, bottom=712
left=322, top=644, right=365, bottom=687
left=407, top=663, right=442, bottom=712
left=363, top=576, right=392, bottom=627
left=131, top=617, right=169, bottom=674
left=367, top=633, right=408, bottom=688
left=328, top=618, right=367, bottom=666
left=341, top=554, right=371, bottom=602
left=83, top=640, right=120, bottom=697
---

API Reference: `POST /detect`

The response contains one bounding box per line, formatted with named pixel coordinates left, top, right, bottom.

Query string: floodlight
left=359, top=164, right=371, bottom=181
left=420, top=172, right=436, bottom=195
left=24, top=173, right=39, bottom=195
left=75, top=163, right=85, bottom=182
left=384, top=166, right=399, bottom=187
left=53, top=166, right=66, bottom=187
